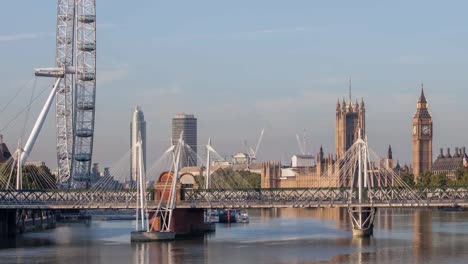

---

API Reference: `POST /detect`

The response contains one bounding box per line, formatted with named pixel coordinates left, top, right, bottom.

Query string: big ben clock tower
left=412, top=85, right=433, bottom=180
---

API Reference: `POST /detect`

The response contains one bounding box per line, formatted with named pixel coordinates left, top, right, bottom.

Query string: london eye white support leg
left=20, top=77, right=62, bottom=166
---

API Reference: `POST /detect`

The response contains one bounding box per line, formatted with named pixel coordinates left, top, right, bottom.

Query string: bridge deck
left=0, top=187, right=468, bottom=210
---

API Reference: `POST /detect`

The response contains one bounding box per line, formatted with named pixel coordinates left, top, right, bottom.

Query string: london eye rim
left=55, top=0, right=97, bottom=188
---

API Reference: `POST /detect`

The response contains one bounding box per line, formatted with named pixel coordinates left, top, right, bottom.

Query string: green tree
left=417, top=171, right=433, bottom=186
left=207, top=167, right=261, bottom=189
left=454, top=168, right=468, bottom=186
left=400, top=172, right=415, bottom=186
left=455, top=169, right=464, bottom=182
left=430, top=173, right=447, bottom=187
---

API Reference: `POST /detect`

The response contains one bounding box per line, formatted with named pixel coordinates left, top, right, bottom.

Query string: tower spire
left=418, top=83, right=427, bottom=103
left=348, top=77, right=352, bottom=102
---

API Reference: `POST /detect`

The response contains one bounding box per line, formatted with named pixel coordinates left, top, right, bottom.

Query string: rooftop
left=174, top=113, right=195, bottom=119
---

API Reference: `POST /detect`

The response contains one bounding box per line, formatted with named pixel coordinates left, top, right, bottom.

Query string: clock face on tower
left=413, top=125, right=417, bottom=135
left=422, top=125, right=430, bottom=135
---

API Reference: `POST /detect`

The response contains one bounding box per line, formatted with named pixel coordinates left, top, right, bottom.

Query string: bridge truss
left=1, top=187, right=468, bottom=210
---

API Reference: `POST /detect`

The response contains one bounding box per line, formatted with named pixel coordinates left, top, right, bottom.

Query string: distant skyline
left=0, top=1, right=468, bottom=170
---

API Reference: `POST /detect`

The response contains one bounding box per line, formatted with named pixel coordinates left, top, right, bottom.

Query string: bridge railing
left=0, top=190, right=143, bottom=209
left=1, top=187, right=468, bottom=209
left=179, top=186, right=468, bottom=208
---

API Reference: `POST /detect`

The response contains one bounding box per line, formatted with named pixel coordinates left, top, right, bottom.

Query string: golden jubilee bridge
left=2, top=134, right=468, bottom=239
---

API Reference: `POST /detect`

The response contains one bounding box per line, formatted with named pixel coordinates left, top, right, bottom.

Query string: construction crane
left=296, top=129, right=311, bottom=155
left=242, top=129, right=264, bottom=164
left=296, top=134, right=305, bottom=155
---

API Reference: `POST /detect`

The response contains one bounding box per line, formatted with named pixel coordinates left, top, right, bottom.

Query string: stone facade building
left=260, top=96, right=404, bottom=189
left=336, top=98, right=365, bottom=159
left=432, top=147, right=468, bottom=180
left=261, top=98, right=368, bottom=189
left=261, top=145, right=397, bottom=189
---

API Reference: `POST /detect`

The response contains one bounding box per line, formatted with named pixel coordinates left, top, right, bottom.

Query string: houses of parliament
left=261, top=85, right=468, bottom=188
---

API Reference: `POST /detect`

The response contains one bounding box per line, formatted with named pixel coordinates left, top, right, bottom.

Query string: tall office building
left=130, top=106, right=146, bottom=181
left=172, top=113, right=197, bottom=167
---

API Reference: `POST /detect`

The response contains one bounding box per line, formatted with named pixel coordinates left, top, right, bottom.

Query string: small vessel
left=209, top=210, right=219, bottom=223
left=219, top=209, right=241, bottom=223
left=239, top=212, right=249, bottom=223
left=218, top=209, right=249, bottom=223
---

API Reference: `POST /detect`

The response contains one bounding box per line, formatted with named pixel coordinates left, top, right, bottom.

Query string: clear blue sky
left=0, top=0, right=467, bottom=169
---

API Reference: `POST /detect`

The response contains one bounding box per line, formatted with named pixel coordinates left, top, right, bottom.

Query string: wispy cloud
left=152, top=26, right=325, bottom=44
left=98, top=65, right=129, bottom=86
left=0, top=33, right=40, bottom=42
left=223, top=26, right=317, bottom=38
left=0, top=24, right=113, bottom=43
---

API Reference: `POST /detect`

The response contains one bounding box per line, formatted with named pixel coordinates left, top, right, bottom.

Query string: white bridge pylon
left=205, top=138, right=225, bottom=190
left=334, top=131, right=423, bottom=236
left=149, top=133, right=183, bottom=233
left=142, top=135, right=224, bottom=233
left=346, top=132, right=376, bottom=235
left=134, top=135, right=149, bottom=232
left=348, top=132, right=372, bottom=204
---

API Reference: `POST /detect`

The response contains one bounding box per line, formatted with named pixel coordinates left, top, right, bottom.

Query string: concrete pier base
left=352, top=226, right=374, bottom=237
left=150, top=209, right=216, bottom=236
left=131, top=231, right=175, bottom=242
left=349, top=207, right=376, bottom=238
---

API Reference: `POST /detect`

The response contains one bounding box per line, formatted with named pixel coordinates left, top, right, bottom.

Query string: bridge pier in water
left=0, top=209, right=56, bottom=239
left=0, top=210, right=16, bottom=239
left=348, top=207, right=376, bottom=237
left=131, top=208, right=215, bottom=242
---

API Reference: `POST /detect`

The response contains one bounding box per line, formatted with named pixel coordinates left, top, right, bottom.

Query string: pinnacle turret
left=418, top=83, right=427, bottom=104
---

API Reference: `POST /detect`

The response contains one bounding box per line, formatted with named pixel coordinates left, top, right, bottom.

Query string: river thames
left=0, top=208, right=467, bottom=263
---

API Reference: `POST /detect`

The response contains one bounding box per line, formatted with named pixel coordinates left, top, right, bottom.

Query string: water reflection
left=1, top=208, right=468, bottom=263
left=413, top=209, right=432, bottom=262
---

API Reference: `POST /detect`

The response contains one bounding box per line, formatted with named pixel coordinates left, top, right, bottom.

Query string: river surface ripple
left=1, top=208, right=468, bottom=264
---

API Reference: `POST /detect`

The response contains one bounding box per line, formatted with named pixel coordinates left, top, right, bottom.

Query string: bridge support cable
left=151, top=145, right=177, bottom=231
left=2, top=77, right=60, bottom=190
left=166, top=135, right=183, bottom=231
left=70, top=149, right=136, bottom=209
left=19, top=77, right=62, bottom=166
left=150, top=134, right=183, bottom=232
left=0, top=79, right=54, bottom=135
left=69, top=142, right=176, bottom=209
left=347, top=133, right=376, bottom=237
left=288, top=132, right=426, bottom=209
